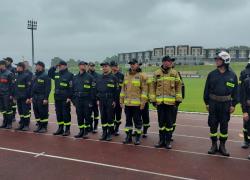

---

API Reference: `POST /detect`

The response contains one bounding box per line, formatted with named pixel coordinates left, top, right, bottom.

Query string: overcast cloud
left=1, top=0, right=250, bottom=65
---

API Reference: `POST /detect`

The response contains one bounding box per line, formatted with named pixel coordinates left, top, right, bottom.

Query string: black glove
left=175, top=102, right=181, bottom=107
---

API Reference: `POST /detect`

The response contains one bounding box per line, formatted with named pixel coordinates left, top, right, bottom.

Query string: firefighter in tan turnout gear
left=149, top=56, right=182, bottom=149
left=120, top=59, right=148, bottom=145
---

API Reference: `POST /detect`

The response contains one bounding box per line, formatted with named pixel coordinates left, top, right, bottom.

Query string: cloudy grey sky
left=1, top=0, right=250, bottom=65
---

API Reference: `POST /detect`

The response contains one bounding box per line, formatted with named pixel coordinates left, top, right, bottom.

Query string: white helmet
left=215, top=51, right=231, bottom=64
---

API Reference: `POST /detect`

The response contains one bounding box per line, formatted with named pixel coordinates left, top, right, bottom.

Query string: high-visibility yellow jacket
left=120, top=70, right=148, bottom=108
left=149, top=67, right=182, bottom=105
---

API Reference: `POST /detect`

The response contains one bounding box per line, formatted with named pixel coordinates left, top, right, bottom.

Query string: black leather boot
left=219, top=141, right=230, bottom=157
left=123, top=130, right=132, bottom=144
left=155, top=131, right=165, bottom=148
left=53, top=125, right=64, bottom=135
left=208, top=140, right=218, bottom=154
left=74, top=129, right=84, bottom=138
left=62, top=126, right=70, bottom=136
left=100, top=127, right=107, bottom=141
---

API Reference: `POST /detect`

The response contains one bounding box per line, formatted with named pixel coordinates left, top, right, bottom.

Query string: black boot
left=53, top=125, right=64, bottom=135
left=142, top=126, right=149, bottom=138
left=21, top=118, right=30, bottom=131
left=219, top=141, right=230, bottom=156
left=5, top=118, right=12, bottom=129
left=63, top=126, right=71, bottom=136
left=123, top=130, right=132, bottom=144
left=38, top=123, right=48, bottom=133
left=83, top=128, right=89, bottom=139
left=241, top=132, right=249, bottom=149
left=33, top=122, right=42, bottom=133
left=106, top=127, right=112, bottom=141
left=208, top=140, right=218, bottom=154
left=0, top=119, right=7, bottom=128
left=74, top=129, right=84, bottom=138
left=248, top=154, right=250, bottom=160
left=93, top=120, right=98, bottom=133
left=165, top=141, right=172, bottom=149
left=100, top=127, right=107, bottom=141
left=134, top=132, right=141, bottom=145
left=155, top=131, right=165, bottom=148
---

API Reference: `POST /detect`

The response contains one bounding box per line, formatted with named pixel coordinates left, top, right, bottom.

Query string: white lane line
left=0, top=129, right=248, bottom=162
left=0, top=146, right=196, bottom=180
left=34, top=152, right=45, bottom=158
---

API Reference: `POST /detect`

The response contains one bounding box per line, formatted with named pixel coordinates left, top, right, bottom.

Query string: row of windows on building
left=118, top=45, right=250, bottom=64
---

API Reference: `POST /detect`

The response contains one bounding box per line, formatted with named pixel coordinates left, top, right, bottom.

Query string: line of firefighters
left=1, top=52, right=250, bottom=159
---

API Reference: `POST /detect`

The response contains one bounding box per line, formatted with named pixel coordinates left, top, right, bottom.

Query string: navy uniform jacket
left=48, top=67, right=73, bottom=101
left=31, top=70, right=51, bottom=100
left=204, top=68, right=238, bottom=107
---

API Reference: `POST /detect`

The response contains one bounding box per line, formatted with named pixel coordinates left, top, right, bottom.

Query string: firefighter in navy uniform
left=149, top=56, right=182, bottom=149
left=48, top=60, right=73, bottom=136
left=96, top=62, right=118, bottom=141
left=120, top=59, right=148, bottom=145
left=72, top=61, right=95, bottom=139
left=110, top=61, right=124, bottom=136
left=0, top=60, right=14, bottom=129
left=239, top=54, right=250, bottom=149
left=88, top=62, right=101, bottom=133
left=204, top=51, right=238, bottom=156
left=4, top=57, right=17, bottom=122
left=14, top=62, right=32, bottom=131
left=31, top=61, right=51, bottom=133
left=240, top=70, right=250, bottom=160
left=171, top=61, right=185, bottom=141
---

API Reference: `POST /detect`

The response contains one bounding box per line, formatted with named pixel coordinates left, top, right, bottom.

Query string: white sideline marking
left=34, top=152, right=45, bottom=158
left=0, top=117, right=243, bottom=143
left=0, top=128, right=249, bottom=162
left=0, top=146, right=196, bottom=180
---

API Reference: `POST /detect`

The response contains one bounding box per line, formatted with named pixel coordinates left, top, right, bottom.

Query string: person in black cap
left=120, top=59, right=148, bottom=145
left=0, top=60, right=14, bottom=129
left=14, top=62, right=33, bottom=131
left=4, top=57, right=17, bottom=122
left=88, top=62, right=101, bottom=133
left=149, top=56, right=182, bottom=149
left=31, top=61, right=51, bottom=133
left=96, top=61, right=118, bottom=141
left=72, top=61, right=95, bottom=138
left=48, top=60, right=74, bottom=136
left=110, top=61, right=124, bottom=136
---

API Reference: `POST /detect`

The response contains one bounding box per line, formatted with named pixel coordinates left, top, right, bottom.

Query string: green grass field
left=49, top=62, right=247, bottom=115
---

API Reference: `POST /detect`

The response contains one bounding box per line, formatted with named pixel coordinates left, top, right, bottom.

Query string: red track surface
left=0, top=106, right=250, bottom=180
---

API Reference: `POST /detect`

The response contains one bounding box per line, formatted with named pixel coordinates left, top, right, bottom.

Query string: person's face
left=111, top=66, right=119, bottom=72
left=16, top=66, right=24, bottom=72
left=23, top=61, right=29, bottom=70
left=0, top=64, right=5, bottom=70
left=79, top=64, right=87, bottom=71
left=5, top=61, right=11, bottom=66
left=162, top=60, right=172, bottom=68
left=35, top=65, right=43, bottom=72
left=130, top=63, right=139, bottom=71
left=88, top=65, right=95, bottom=71
left=215, top=58, right=223, bottom=67
left=58, top=65, right=67, bottom=71
left=102, top=65, right=110, bottom=73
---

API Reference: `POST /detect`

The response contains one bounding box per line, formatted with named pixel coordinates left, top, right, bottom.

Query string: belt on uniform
left=209, top=94, right=231, bottom=102
left=74, top=92, right=89, bottom=97
left=98, top=93, right=113, bottom=99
